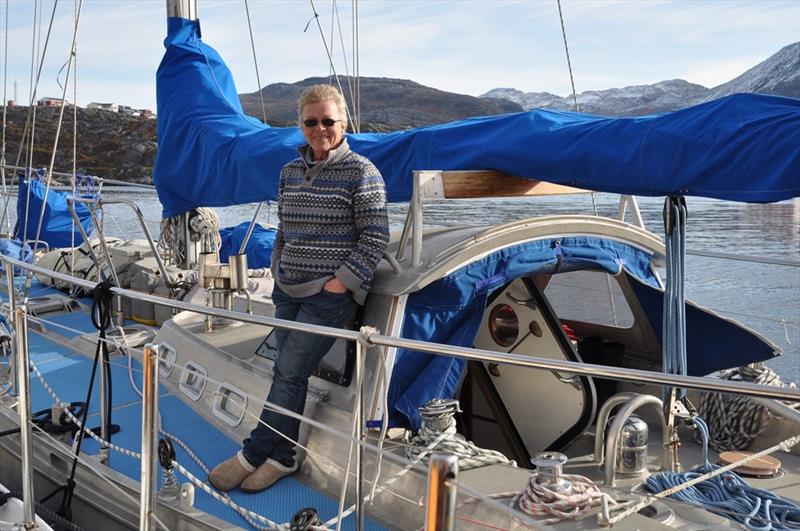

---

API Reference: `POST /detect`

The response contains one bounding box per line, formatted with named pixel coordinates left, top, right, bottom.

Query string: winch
left=615, top=414, right=649, bottom=475
left=531, top=451, right=572, bottom=494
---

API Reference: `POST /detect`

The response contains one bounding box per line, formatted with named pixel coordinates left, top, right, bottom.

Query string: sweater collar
left=297, top=137, right=350, bottom=169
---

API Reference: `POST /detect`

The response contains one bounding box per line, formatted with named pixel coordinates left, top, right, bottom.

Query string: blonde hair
left=297, top=84, right=349, bottom=129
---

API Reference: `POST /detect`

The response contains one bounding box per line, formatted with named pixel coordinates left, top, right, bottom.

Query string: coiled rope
left=647, top=417, right=800, bottom=530
left=405, top=399, right=512, bottom=470
left=515, top=473, right=610, bottom=525
left=698, top=363, right=799, bottom=452
left=158, top=207, right=220, bottom=266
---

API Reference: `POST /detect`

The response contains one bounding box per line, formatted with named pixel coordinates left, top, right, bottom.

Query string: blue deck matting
left=21, top=312, right=386, bottom=530
left=27, top=338, right=149, bottom=414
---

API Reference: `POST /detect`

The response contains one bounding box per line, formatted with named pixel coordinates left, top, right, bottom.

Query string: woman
left=209, top=84, right=390, bottom=493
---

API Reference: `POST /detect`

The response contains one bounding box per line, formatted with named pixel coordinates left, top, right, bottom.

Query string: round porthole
left=488, top=304, right=519, bottom=347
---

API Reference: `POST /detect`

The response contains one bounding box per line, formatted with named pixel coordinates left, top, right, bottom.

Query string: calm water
left=7, top=190, right=799, bottom=383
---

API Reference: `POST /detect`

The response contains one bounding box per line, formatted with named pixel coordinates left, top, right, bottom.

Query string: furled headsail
left=154, top=17, right=800, bottom=217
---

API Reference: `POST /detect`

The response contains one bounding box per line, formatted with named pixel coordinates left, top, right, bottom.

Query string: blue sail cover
left=154, top=17, right=800, bottom=217
left=14, top=177, right=95, bottom=249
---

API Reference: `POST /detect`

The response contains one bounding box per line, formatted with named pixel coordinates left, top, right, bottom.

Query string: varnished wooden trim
left=435, top=170, right=587, bottom=199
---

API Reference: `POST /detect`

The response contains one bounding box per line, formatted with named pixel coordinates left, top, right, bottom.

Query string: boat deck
left=2, top=280, right=386, bottom=530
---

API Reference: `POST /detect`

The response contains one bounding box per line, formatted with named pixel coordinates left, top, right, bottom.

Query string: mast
left=166, top=0, right=198, bottom=20
left=165, top=0, right=200, bottom=270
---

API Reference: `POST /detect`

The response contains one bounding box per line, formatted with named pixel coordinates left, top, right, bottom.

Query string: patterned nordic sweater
left=269, top=139, right=389, bottom=305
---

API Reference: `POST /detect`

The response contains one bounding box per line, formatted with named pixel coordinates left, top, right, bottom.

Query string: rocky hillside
left=701, top=42, right=800, bottom=102
left=2, top=106, right=157, bottom=183
left=482, top=42, right=799, bottom=116
left=239, top=76, right=522, bottom=131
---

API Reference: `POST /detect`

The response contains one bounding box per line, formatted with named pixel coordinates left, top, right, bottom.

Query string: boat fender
left=289, top=507, right=320, bottom=530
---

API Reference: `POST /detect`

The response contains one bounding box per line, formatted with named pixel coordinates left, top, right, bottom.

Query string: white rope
left=159, top=207, right=220, bottom=267
left=405, top=399, right=513, bottom=470
left=698, top=363, right=799, bottom=451
left=515, top=473, right=611, bottom=525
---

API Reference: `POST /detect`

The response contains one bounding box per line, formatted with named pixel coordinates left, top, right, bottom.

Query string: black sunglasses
left=303, top=118, right=341, bottom=128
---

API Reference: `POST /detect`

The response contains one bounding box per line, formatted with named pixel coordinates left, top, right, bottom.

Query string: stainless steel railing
left=2, top=253, right=799, bottom=402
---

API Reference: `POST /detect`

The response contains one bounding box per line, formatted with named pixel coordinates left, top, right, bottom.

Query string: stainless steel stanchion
left=425, top=454, right=459, bottom=531
left=139, top=343, right=160, bottom=531
left=355, top=338, right=364, bottom=531
left=5, top=264, right=17, bottom=394
left=15, top=304, right=36, bottom=529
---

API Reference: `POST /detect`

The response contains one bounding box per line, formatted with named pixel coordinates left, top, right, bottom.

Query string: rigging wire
left=26, top=0, right=84, bottom=296
left=556, top=0, right=579, bottom=113
left=243, top=0, right=267, bottom=124
left=353, top=0, right=360, bottom=132
left=332, top=0, right=355, bottom=108
left=306, top=0, right=355, bottom=131
left=71, top=0, right=78, bottom=273
left=0, top=0, right=10, bottom=233
left=13, top=0, right=58, bottom=245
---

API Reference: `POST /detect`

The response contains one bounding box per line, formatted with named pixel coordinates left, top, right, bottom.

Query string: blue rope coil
left=646, top=418, right=800, bottom=530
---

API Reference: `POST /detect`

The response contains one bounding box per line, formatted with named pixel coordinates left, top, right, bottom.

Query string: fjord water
left=15, top=189, right=800, bottom=383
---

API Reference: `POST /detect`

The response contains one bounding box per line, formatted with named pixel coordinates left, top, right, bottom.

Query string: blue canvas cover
left=14, top=177, right=95, bottom=249
left=0, top=239, right=33, bottom=273
left=627, top=274, right=776, bottom=376
left=387, top=236, right=659, bottom=430
left=218, top=222, right=276, bottom=269
left=154, top=17, right=800, bottom=217
left=386, top=236, right=777, bottom=430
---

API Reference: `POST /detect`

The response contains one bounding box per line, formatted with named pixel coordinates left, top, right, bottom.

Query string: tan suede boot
left=240, top=458, right=298, bottom=493
left=208, top=452, right=256, bottom=492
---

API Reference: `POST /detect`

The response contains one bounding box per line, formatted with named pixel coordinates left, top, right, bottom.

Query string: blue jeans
left=242, top=284, right=357, bottom=467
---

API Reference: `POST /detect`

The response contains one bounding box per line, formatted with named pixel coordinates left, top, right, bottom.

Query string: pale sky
left=2, top=0, right=798, bottom=111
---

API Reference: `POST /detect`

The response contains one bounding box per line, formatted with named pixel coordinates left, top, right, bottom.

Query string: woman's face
left=301, top=99, right=345, bottom=160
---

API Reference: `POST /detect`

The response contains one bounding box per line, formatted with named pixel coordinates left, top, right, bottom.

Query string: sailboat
left=1, top=0, right=799, bottom=530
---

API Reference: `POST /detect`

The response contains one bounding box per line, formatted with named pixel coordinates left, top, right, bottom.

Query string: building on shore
left=87, top=102, right=119, bottom=113
left=37, top=97, right=70, bottom=106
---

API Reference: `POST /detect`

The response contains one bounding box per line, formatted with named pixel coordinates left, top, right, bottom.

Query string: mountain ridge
left=479, top=42, right=799, bottom=116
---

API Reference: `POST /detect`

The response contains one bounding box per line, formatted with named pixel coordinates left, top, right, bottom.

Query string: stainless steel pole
left=139, top=343, right=160, bottom=531
left=14, top=304, right=36, bottom=529
left=5, top=264, right=16, bottom=394
left=355, top=339, right=364, bottom=531
left=425, top=454, right=458, bottom=531
left=237, top=201, right=264, bottom=256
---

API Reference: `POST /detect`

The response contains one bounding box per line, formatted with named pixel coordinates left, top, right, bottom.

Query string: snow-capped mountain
left=482, top=42, right=799, bottom=116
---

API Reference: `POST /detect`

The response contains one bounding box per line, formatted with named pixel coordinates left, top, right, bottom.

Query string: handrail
left=2, top=253, right=799, bottom=402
